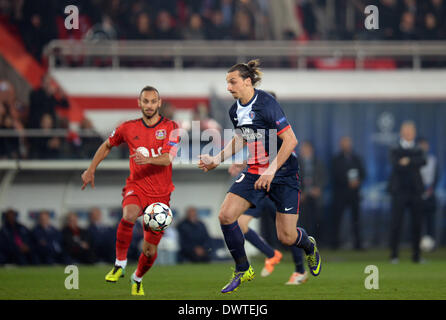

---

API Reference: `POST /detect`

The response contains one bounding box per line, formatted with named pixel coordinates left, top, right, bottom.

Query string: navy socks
left=294, top=227, right=314, bottom=255
left=290, top=246, right=305, bottom=273
left=221, top=221, right=250, bottom=272
left=244, top=228, right=275, bottom=259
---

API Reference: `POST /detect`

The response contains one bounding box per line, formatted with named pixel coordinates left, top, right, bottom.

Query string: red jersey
left=108, top=117, right=179, bottom=197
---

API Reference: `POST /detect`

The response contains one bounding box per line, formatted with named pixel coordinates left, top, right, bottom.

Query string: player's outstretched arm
left=198, top=134, right=245, bottom=172
left=81, top=139, right=113, bottom=190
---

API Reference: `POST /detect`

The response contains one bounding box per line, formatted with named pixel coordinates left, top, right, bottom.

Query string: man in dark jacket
left=388, top=121, right=426, bottom=263
left=87, top=207, right=114, bottom=263
left=32, top=210, right=68, bottom=264
left=298, top=141, right=326, bottom=242
left=331, top=136, right=366, bottom=250
left=177, top=207, right=211, bottom=263
left=0, top=209, right=38, bottom=265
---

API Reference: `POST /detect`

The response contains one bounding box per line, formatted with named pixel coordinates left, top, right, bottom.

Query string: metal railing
left=44, top=40, right=446, bottom=70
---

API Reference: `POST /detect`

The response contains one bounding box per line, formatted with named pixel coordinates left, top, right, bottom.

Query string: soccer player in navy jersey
left=199, top=60, right=321, bottom=293
left=81, top=86, right=179, bottom=296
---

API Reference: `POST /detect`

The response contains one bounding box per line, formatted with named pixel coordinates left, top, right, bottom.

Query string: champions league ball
left=420, top=235, right=435, bottom=252
left=143, top=202, right=173, bottom=232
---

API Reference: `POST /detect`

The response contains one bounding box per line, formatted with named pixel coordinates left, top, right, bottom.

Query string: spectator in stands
left=232, top=10, right=255, bottom=40
left=378, top=0, right=402, bottom=40
left=32, top=210, right=68, bottom=265
left=177, top=206, right=212, bottom=263
left=28, top=74, right=69, bottom=129
left=420, top=0, right=446, bottom=37
left=205, top=9, right=231, bottom=40
left=77, top=117, right=103, bottom=159
left=129, top=11, right=156, bottom=40
left=219, top=0, right=236, bottom=27
left=19, top=0, right=57, bottom=62
left=62, top=211, right=96, bottom=264
left=298, top=141, right=327, bottom=243
left=398, top=11, right=419, bottom=40
left=0, top=208, right=38, bottom=265
left=154, top=10, right=180, bottom=40
left=87, top=207, right=114, bottom=263
left=182, top=13, right=206, bottom=40
left=0, top=102, right=21, bottom=159
left=29, top=113, right=63, bottom=159
left=420, top=12, right=443, bottom=40
left=331, top=136, right=366, bottom=250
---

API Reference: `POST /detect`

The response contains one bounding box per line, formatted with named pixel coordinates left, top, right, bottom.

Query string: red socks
left=115, top=219, right=135, bottom=261
left=135, top=251, right=157, bottom=278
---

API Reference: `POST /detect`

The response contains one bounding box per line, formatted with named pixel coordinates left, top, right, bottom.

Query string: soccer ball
left=143, top=202, right=173, bottom=232
left=420, top=235, right=435, bottom=252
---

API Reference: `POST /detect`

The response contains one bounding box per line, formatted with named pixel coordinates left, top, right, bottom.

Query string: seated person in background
left=62, top=212, right=96, bottom=264
left=87, top=207, right=114, bottom=263
left=78, top=118, right=103, bottom=159
left=32, top=210, right=68, bottom=264
left=0, top=208, right=38, bottom=265
left=28, top=113, right=63, bottom=159
left=177, top=207, right=211, bottom=263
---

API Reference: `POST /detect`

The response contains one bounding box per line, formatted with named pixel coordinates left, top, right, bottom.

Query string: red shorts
left=122, top=184, right=171, bottom=245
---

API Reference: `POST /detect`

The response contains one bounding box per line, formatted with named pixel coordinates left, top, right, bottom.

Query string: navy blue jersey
left=229, top=89, right=299, bottom=177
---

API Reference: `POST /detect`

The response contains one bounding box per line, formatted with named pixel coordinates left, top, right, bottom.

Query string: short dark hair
left=228, top=59, right=263, bottom=87
left=139, top=86, right=160, bottom=99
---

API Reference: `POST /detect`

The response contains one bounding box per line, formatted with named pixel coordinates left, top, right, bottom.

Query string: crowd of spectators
left=0, top=207, right=116, bottom=265
left=0, top=1, right=445, bottom=63
left=0, top=73, right=109, bottom=160
left=0, top=205, right=215, bottom=266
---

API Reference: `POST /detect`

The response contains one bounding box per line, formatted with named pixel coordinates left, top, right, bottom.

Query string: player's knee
left=218, top=210, right=237, bottom=225
left=123, top=207, right=139, bottom=223
left=277, top=232, right=295, bottom=246
left=143, top=245, right=157, bottom=258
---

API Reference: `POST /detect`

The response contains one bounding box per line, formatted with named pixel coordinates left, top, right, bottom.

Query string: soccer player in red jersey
left=81, top=86, right=179, bottom=296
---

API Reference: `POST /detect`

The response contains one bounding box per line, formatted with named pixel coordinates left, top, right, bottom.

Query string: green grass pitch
left=1, top=248, right=445, bottom=300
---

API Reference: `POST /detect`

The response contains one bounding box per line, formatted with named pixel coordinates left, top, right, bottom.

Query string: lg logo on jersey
left=149, top=147, right=163, bottom=158
left=137, top=147, right=162, bottom=158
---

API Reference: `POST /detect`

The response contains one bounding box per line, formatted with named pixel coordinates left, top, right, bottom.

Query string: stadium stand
left=0, top=0, right=445, bottom=266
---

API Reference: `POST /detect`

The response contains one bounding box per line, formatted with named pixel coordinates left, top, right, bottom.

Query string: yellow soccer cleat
left=105, top=266, right=125, bottom=282
left=131, top=279, right=145, bottom=296
left=306, top=236, right=321, bottom=276
left=221, top=265, right=255, bottom=294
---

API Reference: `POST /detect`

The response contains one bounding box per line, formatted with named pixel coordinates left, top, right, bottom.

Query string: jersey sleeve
left=108, top=123, right=126, bottom=146
left=162, top=121, right=180, bottom=158
left=266, top=100, right=290, bottom=135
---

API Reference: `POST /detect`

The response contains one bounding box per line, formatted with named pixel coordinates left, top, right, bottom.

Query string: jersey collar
left=237, top=89, right=258, bottom=108
left=141, top=116, right=164, bottom=129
